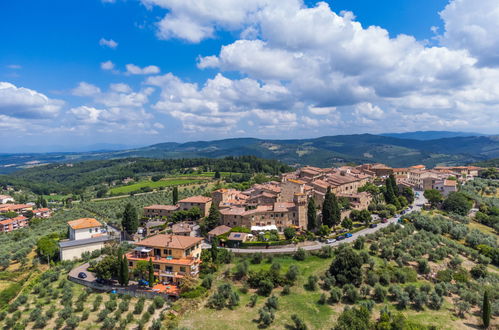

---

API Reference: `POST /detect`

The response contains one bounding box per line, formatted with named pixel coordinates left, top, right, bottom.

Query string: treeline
left=0, top=156, right=292, bottom=195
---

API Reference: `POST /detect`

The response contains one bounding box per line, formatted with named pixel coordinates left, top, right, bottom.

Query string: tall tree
left=331, top=193, right=341, bottom=229
left=205, top=202, right=221, bottom=231
left=389, top=174, right=398, bottom=196
left=148, top=258, right=154, bottom=287
left=482, top=290, right=491, bottom=329
left=384, top=179, right=400, bottom=208
left=322, top=187, right=334, bottom=228
left=307, top=198, right=317, bottom=231
left=122, top=255, right=129, bottom=286
left=122, top=203, right=138, bottom=235
left=172, top=186, right=179, bottom=205
left=214, top=171, right=221, bottom=179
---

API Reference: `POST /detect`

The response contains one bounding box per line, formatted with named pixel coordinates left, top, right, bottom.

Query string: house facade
left=0, top=216, right=28, bottom=233
left=59, top=218, right=115, bottom=261
left=126, top=234, right=203, bottom=285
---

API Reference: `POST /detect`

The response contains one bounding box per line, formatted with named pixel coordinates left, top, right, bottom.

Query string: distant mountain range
left=380, top=131, right=488, bottom=140
left=1, top=131, right=498, bottom=174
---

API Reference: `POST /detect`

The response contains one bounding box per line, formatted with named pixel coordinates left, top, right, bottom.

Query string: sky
left=1, top=0, right=498, bottom=152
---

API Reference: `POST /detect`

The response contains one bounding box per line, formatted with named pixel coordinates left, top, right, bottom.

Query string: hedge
left=240, top=240, right=292, bottom=248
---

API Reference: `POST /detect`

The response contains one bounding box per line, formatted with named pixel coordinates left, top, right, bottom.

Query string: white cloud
left=308, top=106, right=336, bottom=115
left=354, top=103, right=384, bottom=120
left=99, top=38, right=118, bottom=49
left=110, top=83, right=132, bottom=93
left=439, top=0, right=499, bottom=67
left=0, top=82, right=63, bottom=119
left=125, top=64, right=160, bottom=75
left=6, top=64, right=22, bottom=69
left=72, top=82, right=101, bottom=97
left=100, top=60, right=115, bottom=71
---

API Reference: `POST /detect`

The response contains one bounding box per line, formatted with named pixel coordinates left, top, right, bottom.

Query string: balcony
left=127, top=252, right=201, bottom=267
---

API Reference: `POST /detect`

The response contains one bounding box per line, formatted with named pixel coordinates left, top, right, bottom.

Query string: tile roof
left=67, top=218, right=103, bottom=230
left=137, top=234, right=203, bottom=249
left=207, top=225, right=232, bottom=236
left=179, top=196, right=212, bottom=203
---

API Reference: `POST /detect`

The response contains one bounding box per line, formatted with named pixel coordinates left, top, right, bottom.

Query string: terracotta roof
left=137, top=234, right=203, bottom=249
left=179, top=196, right=212, bottom=203
left=67, top=218, right=102, bottom=230
left=208, top=225, right=232, bottom=236
left=0, top=216, right=27, bottom=225
left=0, top=195, right=13, bottom=199
left=35, top=208, right=50, bottom=212
left=0, top=204, right=31, bottom=212
left=144, top=204, right=179, bottom=211
left=444, top=180, right=457, bottom=187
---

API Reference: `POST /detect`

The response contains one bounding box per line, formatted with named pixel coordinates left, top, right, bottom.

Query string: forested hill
left=1, top=133, right=499, bottom=173
left=0, top=156, right=292, bottom=195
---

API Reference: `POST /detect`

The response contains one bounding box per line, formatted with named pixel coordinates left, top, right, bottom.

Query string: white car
left=326, top=238, right=337, bottom=244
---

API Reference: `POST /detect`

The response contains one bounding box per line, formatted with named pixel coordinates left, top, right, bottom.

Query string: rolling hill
left=1, top=133, right=499, bottom=174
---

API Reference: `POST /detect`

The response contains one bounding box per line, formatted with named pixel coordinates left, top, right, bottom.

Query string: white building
left=59, top=218, right=116, bottom=261
left=0, top=195, right=14, bottom=204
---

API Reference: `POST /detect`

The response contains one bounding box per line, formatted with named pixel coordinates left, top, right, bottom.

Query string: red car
left=381, top=218, right=388, bottom=223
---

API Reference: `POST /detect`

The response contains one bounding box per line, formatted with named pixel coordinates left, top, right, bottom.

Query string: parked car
left=95, top=278, right=106, bottom=284
left=138, top=279, right=149, bottom=286
left=381, top=218, right=388, bottom=223
left=337, top=235, right=346, bottom=240
left=78, top=272, right=87, bottom=279
left=369, top=223, right=378, bottom=228
left=338, top=229, right=348, bottom=234
left=345, top=233, right=353, bottom=238
left=326, top=238, right=337, bottom=244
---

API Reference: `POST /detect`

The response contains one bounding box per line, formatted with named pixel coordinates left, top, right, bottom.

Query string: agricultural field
left=177, top=221, right=498, bottom=329
left=0, top=264, right=170, bottom=330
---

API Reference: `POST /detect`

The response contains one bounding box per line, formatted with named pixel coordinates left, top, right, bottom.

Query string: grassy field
left=178, top=254, right=490, bottom=330
left=468, top=220, right=498, bottom=237
left=109, top=178, right=208, bottom=195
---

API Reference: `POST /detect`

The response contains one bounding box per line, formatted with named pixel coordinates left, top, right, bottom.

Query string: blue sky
left=0, top=0, right=498, bottom=151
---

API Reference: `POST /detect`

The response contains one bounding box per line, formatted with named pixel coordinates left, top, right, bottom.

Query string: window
left=153, top=264, right=160, bottom=270
left=180, top=266, right=186, bottom=272
left=129, top=262, right=133, bottom=267
left=89, top=228, right=92, bottom=233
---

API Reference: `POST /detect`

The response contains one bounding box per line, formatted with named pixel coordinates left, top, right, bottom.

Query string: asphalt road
left=229, top=191, right=427, bottom=254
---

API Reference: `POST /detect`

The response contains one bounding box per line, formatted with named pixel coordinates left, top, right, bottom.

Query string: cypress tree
left=148, top=258, right=154, bottom=287
left=117, top=251, right=124, bottom=285
left=122, top=255, right=129, bottom=286
left=389, top=174, right=398, bottom=196
left=307, top=198, right=317, bottom=231
left=122, top=203, right=138, bottom=235
left=331, top=193, right=341, bottom=229
left=172, top=187, right=179, bottom=205
left=205, top=202, right=221, bottom=232
left=322, top=187, right=333, bottom=228
left=482, top=290, right=491, bottom=329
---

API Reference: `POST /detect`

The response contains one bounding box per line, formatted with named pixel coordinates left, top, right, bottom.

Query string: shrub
left=153, top=296, right=165, bottom=309
left=373, top=284, right=387, bottom=303
left=257, top=279, right=274, bottom=297
left=329, top=288, right=342, bottom=304
left=247, top=294, right=258, bottom=307
left=294, top=248, right=307, bottom=261
left=282, top=285, right=291, bottom=296
left=343, top=284, right=360, bottom=304
left=201, top=275, right=213, bottom=289
left=305, top=275, right=318, bottom=291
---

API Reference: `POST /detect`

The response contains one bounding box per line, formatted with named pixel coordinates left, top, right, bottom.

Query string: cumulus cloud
left=100, top=60, right=115, bottom=71
left=140, top=0, right=499, bottom=134
left=439, top=0, right=499, bottom=67
left=99, top=38, right=118, bottom=49
left=125, top=64, right=160, bottom=75
left=0, top=82, right=63, bottom=119
left=72, top=82, right=101, bottom=97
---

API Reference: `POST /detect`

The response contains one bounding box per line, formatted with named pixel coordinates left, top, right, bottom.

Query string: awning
left=134, top=247, right=152, bottom=253
left=251, top=225, right=278, bottom=231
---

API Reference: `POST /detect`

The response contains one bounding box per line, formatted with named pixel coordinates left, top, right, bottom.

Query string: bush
left=201, top=275, right=213, bottom=289
left=328, top=288, right=342, bottom=304
left=342, top=284, right=360, bottom=304
left=373, top=284, right=387, bottom=303
left=282, top=285, right=291, bottom=296
left=247, top=294, right=258, bottom=307
left=257, top=279, right=274, bottom=297
left=305, top=275, right=318, bottom=291
left=294, top=248, right=307, bottom=261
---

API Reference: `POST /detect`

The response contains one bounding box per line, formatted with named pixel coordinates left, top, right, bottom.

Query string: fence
left=67, top=276, right=173, bottom=300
